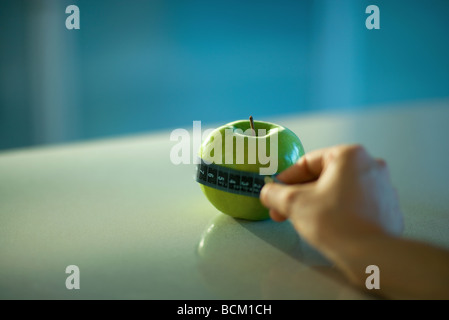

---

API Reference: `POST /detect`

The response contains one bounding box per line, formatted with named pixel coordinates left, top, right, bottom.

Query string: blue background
left=1, top=0, right=448, bottom=150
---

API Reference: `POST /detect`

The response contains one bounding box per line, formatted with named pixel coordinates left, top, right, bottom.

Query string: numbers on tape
left=195, top=159, right=281, bottom=198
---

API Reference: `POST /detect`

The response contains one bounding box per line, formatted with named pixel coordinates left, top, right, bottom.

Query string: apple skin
left=198, top=119, right=305, bottom=221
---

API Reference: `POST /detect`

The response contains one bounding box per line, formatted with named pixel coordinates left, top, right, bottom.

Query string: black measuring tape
left=195, top=159, right=282, bottom=198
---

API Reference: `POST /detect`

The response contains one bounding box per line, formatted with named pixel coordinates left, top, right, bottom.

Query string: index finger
left=277, top=147, right=333, bottom=184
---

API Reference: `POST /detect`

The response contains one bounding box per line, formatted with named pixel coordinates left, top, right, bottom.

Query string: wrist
left=315, top=224, right=394, bottom=285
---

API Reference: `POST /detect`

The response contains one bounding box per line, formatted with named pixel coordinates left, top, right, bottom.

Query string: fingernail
left=260, top=183, right=273, bottom=202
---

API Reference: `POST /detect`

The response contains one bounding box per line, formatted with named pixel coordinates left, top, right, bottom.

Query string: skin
left=260, top=144, right=449, bottom=300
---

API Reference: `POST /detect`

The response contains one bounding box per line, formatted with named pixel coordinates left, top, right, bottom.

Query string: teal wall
left=1, top=0, right=448, bottom=150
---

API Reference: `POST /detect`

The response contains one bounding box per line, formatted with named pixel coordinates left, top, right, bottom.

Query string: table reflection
left=196, top=214, right=368, bottom=299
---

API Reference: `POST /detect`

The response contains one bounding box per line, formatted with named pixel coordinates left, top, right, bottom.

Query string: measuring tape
left=195, top=159, right=283, bottom=198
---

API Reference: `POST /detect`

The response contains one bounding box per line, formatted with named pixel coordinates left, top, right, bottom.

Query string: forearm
left=330, top=234, right=449, bottom=299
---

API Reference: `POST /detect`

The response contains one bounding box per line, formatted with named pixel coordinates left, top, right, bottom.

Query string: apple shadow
left=234, top=217, right=330, bottom=266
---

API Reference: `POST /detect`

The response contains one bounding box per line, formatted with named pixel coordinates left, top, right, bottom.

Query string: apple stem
left=249, top=116, right=255, bottom=136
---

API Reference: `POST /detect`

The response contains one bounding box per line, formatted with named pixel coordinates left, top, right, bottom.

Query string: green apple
left=198, top=118, right=305, bottom=220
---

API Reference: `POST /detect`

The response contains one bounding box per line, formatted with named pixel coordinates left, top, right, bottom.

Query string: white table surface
left=1, top=99, right=448, bottom=299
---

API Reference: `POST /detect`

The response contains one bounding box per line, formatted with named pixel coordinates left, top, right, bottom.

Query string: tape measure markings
left=195, top=160, right=266, bottom=198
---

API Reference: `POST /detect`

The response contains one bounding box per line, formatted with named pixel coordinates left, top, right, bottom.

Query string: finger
left=375, top=157, right=391, bottom=179
left=269, top=209, right=287, bottom=222
left=260, top=182, right=305, bottom=218
left=277, top=147, right=334, bottom=184
left=279, top=144, right=374, bottom=185
left=375, top=158, right=387, bottom=167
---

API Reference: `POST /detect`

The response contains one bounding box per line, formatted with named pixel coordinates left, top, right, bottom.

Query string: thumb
left=260, top=183, right=305, bottom=219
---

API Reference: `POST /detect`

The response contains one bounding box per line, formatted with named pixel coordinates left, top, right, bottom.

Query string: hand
left=260, top=145, right=404, bottom=258
left=261, top=145, right=449, bottom=299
